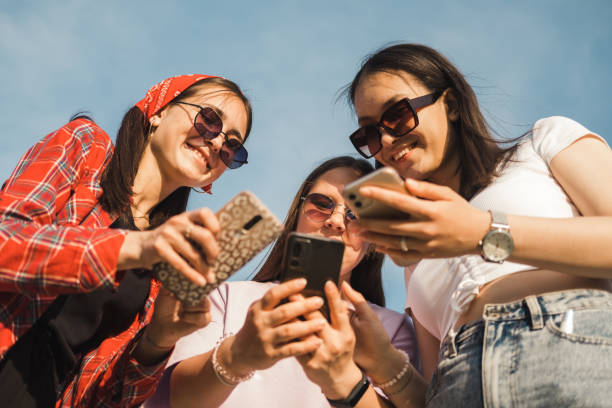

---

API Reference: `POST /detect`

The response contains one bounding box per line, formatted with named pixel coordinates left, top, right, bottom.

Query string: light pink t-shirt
left=145, top=280, right=418, bottom=408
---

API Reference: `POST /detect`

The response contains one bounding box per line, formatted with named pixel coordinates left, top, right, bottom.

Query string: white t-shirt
left=404, top=116, right=608, bottom=341
left=145, top=280, right=418, bottom=408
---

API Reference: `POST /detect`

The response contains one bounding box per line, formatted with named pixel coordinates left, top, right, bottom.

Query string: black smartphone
left=280, top=232, right=345, bottom=320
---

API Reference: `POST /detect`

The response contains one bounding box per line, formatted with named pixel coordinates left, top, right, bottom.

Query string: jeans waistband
left=440, top=288, right=612, bottom=358
left=481, top=288, right=612, bottom=325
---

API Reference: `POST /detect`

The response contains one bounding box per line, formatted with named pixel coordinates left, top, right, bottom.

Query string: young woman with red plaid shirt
left=0, top=75, right=253, bottom=407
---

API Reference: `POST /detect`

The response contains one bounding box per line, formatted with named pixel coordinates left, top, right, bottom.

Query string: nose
left=206, top=133, right=225, bottom=152
left=380, top=128, right=397, bottom=147
left=325, top=207, right=346, bottom=233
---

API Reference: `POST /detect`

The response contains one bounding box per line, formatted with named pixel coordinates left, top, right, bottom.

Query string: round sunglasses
left=349, top=91, right=442, bottom=158
left=175, top=101, right=248, bottom=169
left=301, top=193, right=357, bottom=226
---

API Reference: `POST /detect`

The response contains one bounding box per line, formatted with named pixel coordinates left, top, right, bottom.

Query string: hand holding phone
left=342, top=167, right=408, bottom=219
left=153, top=191, right=283, bottom=306
left=280, top=232, right=345, bottom=320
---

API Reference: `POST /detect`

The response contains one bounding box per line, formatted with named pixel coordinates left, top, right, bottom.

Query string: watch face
left=482, top=230, right=514, bottom=262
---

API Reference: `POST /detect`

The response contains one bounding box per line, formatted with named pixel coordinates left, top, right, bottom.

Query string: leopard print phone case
left=153, top=191, right=283, bottom=306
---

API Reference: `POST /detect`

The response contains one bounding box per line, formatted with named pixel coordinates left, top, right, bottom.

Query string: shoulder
left=59, top=118, right=113, bottom=152
left=528, top=116, right=606, bottom=163
left=368, top=302, right=412, bottom=331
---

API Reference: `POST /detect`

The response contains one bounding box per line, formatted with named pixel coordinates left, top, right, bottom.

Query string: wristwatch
left=326, top=371, right=370, bottom=408
left=479, top=210, right=514, bottom=263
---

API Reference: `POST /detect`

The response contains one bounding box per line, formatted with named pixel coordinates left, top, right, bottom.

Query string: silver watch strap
left=489, top=210, right=509, bottom=231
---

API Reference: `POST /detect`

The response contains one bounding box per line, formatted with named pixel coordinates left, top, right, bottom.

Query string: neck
left=131, top=146, right=178, bottom=218
left=427, top=152, right=462, bottom=193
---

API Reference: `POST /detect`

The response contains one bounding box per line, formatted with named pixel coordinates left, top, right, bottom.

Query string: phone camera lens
left=292, top=243, right=302, bottom=257
left=290, top=259, right=299, bottom=267
left=349, top=194, right=356, bottom=200
left=355, top=201, right=362, bottom=208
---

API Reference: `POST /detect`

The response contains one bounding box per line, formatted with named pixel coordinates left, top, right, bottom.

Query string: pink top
left=144, top=281, right=418, bottom=407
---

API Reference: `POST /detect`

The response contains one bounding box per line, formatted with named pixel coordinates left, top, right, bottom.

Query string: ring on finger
left=185, top=225, right=193, bottom=240
left=400, top=236, right=409, bottom=252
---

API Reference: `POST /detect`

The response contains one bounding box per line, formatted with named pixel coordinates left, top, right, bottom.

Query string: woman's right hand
left=219, top=278, right=327, bottom=377
left=119, top=208, right=221, bottom=284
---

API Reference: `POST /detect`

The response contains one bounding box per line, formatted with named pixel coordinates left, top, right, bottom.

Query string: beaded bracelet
left=376, top=349, right=411, bottom=392
left=211, top=333, right=254, bottom=386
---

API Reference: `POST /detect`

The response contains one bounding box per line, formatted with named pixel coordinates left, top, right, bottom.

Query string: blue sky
left=1, top=1, right=611, bottom=312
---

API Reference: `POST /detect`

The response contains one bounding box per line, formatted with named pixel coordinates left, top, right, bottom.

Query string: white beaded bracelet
left=211, top=333, right=254, bottom=386
left=376, top=349, right=411, bottom=392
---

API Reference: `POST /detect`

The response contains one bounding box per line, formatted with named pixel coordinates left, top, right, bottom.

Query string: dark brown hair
left=347, top=44, right=517, bottom=199
left=99, top=77, right=252, bottom=227
left=253, top=156, right=386, bottom=307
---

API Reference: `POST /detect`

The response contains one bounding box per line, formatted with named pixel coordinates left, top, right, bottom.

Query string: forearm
left=170, top=335, right=250, bottom=408
left=0, top=221, right=126, bottom=294
left=362, top=347, right=426, bottom=408
left=508, top=215, right=612, bottom=278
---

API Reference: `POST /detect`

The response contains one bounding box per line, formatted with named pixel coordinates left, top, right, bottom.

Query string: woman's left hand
left=357, top=178, right=490, bottom=266
left=296, top=281, right=364, bottom=400
left=136, top=287, right=211, bottom=363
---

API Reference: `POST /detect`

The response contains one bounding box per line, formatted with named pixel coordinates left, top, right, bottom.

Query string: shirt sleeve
left=531, top=116, right=609, bottom=164
left=142, top=283, right=230, bottom=407
left=69, top=283, right=167, bottom=408
left=0, top=119, right=126, bottom=296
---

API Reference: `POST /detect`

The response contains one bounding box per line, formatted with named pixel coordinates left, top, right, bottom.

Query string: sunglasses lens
left=303, top=194, right=334, bottom=222
left=350, top=126, right=381, bottom=158
left=345, top=209, right=357, bottom=222
left=195, top=107, right=223, bottom=139
left=221, top=139, right=248, bottom=169
left=381, top=100, right=416, bottom=136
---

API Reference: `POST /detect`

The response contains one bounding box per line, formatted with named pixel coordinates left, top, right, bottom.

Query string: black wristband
left=326, top=371, right=370, bottom=408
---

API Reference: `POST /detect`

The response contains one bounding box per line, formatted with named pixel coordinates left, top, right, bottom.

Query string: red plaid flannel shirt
left=0, top=119, right=165, bottom=407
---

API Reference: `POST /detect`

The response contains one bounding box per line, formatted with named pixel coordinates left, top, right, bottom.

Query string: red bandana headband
left=135, top=74, right=220, bottom=193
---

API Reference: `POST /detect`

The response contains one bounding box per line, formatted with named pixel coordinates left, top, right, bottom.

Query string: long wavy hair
left=98, top=77, right=252, bottom=227
left=346, top=43, right=517, bottom=199
left=252, top=156, right=386, bottom=307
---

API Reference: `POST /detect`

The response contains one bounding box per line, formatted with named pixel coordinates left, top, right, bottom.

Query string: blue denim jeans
left=426, top=289, right=612, bottom=407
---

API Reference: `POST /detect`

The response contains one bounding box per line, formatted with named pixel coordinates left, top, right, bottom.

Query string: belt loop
left=525, top=295, right=543, bottom=330
left=447, top=329, right=458, bottom=358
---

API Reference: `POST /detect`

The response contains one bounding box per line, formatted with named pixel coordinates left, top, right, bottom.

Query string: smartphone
left=153, top=191, right=283, bottom=306
left=342, top=167, right=407, bottom=219
left=280, top=232, right=345, bottom=320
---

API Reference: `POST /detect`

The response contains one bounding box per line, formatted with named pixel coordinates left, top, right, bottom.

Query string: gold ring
left=400, top=236, right=409, bottom=252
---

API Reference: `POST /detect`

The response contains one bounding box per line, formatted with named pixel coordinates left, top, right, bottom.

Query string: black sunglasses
left=301, top=193, right=357, bottom=225
left=349, top=91, right=442, bottom=158
left=175, top=101, right=248, bottom=169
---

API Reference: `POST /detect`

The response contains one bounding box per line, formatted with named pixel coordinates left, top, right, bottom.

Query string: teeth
left=393, top=142, right=417, bottom=161
left=186, top=144, right=206, bottom=162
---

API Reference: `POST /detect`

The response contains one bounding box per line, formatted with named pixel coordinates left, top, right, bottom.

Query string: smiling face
left=147, top=84, right=249, bottom=193
left=353, top=70, right=460, bottom=187
left=295, top=167, right=368, bottom=283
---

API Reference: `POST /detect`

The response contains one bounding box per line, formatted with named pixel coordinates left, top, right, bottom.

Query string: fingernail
left=310, top=296, right=324, bottom=305
left=197, top=275, right=207, bottom=286
left=360, top=187, right=371, bottom=195
left=315, top=319, right=327, bottom=327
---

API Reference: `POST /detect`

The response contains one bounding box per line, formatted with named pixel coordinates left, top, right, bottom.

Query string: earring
left=192, top=184, right=212, bottom=194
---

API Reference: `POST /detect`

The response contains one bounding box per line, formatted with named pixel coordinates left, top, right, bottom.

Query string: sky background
left=1, top=1, right=611, bottom=312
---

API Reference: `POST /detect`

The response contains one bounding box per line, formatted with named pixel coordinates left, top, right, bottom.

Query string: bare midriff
left=454, top=269, right=612, bottom=330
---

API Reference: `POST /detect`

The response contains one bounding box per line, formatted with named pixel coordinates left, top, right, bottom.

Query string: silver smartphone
left=342, top=167, right=408, bottom=219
